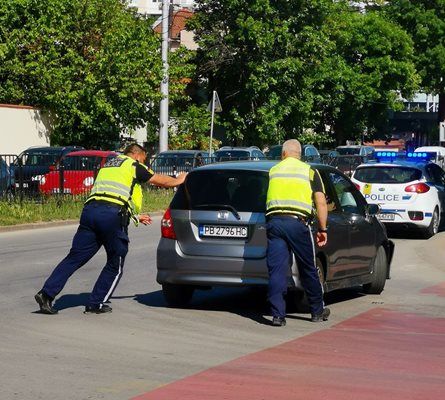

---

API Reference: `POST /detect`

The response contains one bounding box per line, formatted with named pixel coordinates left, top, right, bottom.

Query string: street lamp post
left=159, top=0, right=170, bottom=153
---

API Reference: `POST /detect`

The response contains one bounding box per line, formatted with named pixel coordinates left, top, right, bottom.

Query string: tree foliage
left=384, top=0, right=445, bottom=123
left=190, top=0, right=419, bottom=145
left=0, top=0, right=193, bottom=149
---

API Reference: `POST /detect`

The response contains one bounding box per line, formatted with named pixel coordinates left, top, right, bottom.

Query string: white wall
left=0, top=105, right=51, bottom=155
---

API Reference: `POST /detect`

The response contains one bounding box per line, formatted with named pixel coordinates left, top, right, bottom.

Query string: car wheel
left=162, top=283, right=194, bottom=308
left=423, top=207, right=440, bottom=239
left=363, top=246, right=387, bottom=294
left=287, top=258, right=325, bottom=312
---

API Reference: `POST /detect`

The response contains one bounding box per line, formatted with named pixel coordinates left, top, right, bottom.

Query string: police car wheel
left=363, top=246, right=387, bottom=295
left=423, top=207, right=440, bottom=239
left=162, top=283, right=194, bottom=308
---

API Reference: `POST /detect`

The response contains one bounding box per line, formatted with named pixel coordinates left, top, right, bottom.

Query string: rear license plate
left=377, top=213, right=395, bottom=221
left=199, top=225, right=248, bottom=238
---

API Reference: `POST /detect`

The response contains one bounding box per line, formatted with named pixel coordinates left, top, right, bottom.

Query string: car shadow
left=133, top=286, right=365, bottom=326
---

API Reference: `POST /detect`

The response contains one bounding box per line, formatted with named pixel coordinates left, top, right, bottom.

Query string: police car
left=351, top=151, right=445, bottom=238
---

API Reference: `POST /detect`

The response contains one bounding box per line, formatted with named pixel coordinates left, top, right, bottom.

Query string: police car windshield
left=354, top=166, right=422, bottom=184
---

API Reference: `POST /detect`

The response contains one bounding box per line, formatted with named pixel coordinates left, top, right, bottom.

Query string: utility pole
left=159, top=0, right=170, bottom=153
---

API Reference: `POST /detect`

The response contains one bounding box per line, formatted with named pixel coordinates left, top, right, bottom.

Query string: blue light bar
left=376, top=151, right=397, bottom=158
left=408, top=151, right=436, bottom=161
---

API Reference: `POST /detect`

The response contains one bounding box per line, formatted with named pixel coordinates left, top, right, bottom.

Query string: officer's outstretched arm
left=313, top=191, right=328, bottom=229
left=149, top=172, right=187, bottom=188
left=313, top=191, right=328, bottom=247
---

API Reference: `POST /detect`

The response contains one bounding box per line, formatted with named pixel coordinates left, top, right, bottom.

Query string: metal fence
left=0, top=153, right=369, bottom=202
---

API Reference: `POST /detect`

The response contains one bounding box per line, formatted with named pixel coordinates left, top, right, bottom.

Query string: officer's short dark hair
left=124, top=143, right=146, bottom=156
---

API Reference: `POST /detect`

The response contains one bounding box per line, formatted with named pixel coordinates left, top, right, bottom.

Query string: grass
left=0, top=189, right=175, bottom=226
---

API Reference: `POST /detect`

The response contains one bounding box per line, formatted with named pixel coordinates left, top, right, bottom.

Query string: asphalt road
left=0, top=219, right=444, bottom=400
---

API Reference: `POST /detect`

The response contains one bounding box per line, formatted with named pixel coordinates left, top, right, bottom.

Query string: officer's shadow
left=52, top=293, right=91, bottom=311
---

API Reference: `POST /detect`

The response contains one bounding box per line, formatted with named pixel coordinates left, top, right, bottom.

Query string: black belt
left=86, top=199, right=124, bottom=210
left=267, top=213, right=309, bottom=223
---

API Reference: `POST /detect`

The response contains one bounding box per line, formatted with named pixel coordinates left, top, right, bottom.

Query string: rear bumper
left=156, top=238, right=270, bottom=287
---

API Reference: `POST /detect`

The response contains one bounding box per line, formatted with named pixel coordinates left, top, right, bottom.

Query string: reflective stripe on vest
left=87, top=155, right=142, bottom=217
left=266, top=157, right=313, bottom=217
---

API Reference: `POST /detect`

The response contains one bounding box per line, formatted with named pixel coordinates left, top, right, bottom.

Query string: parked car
left=0, top=156, right=15, bottom=200
left=156, top=160, right=394, bottom=307
left=265, top=144, right=321, bottom=162
left=351, top=151, right=445, bottom=238
left=150, top=150, right=209, bottom=176
left=213, top=146, right=266, bottom=161
left=319, top=149, right=340, bottom=165
left=39, top=150, right=117, bottom=196
left=414, top=146, right=445, bottom=169
left=334, top=145, right=375, bottom=175
left=335, top=145, right=375, bottom=156
left=12, top=146, right=84, bottom=196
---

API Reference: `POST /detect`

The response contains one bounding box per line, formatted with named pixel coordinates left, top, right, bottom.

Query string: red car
left=39, top=150, right=118, bottom=195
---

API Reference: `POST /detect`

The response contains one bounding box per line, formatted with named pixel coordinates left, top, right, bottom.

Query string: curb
left=0, top=219, right=78, bottom=232
left=0, top=212, right=164, bottom=233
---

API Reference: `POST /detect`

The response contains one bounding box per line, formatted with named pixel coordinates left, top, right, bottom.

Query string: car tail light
left=161, top=207, right=176, bottom=239
left=404, top=183, right=430, bottom=193
left=354, top=183, right=361, bottom=191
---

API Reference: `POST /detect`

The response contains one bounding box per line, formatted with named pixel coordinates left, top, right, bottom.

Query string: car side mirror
left=367, top=203, right=380, bottom=216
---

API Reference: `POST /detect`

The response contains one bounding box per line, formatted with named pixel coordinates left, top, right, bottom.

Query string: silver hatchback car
left=156, top=161, right=394, bottom=307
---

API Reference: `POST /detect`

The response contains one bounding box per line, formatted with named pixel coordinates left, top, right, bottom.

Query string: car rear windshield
left=23, top=152, right=59, bottom=166
left=215, top=150, right=250, bottom=160
left=336, top=147, right=360, bottom=155
left=152, top=154, right=196, bottom=167
left=63, top=156, right=104, bottom=170
left=170, top=169, right=269, bottom=212
left=354, top=166, right=422, bottom=184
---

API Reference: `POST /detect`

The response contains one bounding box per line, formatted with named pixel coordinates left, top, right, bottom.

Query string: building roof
left=153, top=8, right=193, bottom=40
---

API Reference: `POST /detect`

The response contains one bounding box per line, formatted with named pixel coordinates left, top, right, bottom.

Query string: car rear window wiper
left=193, top=204, right=241, bottom=220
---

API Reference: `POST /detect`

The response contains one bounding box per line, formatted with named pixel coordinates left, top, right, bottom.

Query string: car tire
left=363, top=245, right=387, bottom=294
left=287, top=258, right=326, bottom=312
left=162, top=283, right=194, bottom=308
left=423, top=207, right=440, bottom=239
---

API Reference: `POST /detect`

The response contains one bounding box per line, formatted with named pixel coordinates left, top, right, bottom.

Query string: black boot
left=35, top=291, right=58, bottom=315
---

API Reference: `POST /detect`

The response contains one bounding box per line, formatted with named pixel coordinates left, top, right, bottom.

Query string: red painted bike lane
left=132, top=305, right=445, bottom=400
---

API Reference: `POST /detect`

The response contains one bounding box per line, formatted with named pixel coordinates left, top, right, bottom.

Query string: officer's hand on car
left=316, top=230, right=327, bottom=247
left=139, top=214, right=153, bottom=225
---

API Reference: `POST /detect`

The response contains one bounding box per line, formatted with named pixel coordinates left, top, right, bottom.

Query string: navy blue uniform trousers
left=266, top=216, right=324, bottom=318
left=42, top=201, right=129, bottom=307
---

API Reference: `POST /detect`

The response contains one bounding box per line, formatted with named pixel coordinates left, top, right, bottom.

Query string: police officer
left=266, top=139, right=329, bottom=326
left=35, top=144, right=186, bottom=315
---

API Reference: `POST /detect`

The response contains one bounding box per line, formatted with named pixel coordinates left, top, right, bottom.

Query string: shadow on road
left=53, top=292, right=91, bottom=310
left=133, top=286, right=366, bottom=326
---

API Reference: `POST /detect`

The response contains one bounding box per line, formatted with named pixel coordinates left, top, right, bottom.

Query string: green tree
left=189, top=0, right=418, bottom=146
left=0, top=0, right=191, bottom=149
left=384, top=0, right=445, bottom=124
left=318, top=7, right=419, bottom=144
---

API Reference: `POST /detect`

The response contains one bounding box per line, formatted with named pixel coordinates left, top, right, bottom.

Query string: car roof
left=157, top=150, right=207, bottom=155
left=215, top=146, right=261, bottom=151
left=415, top=146, right=445, bottom=154
left=21, top=146, right=84, bottom=155
left=65, top=150, right=117, bottom=157
left=189, top=159, right=334, bottom=173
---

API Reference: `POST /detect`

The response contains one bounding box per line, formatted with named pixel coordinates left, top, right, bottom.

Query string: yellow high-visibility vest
left=87, top=155, right=146, bottom=224
left=266, top=157, right=313, bottom=218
